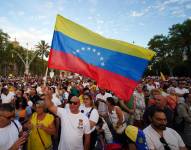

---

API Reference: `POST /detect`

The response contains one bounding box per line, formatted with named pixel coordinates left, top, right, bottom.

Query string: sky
left=0, top=0, right=191, bottom=50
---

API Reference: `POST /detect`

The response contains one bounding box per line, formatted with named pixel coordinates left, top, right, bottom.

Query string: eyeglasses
left=160, top=137, right=171, bottom=150
left=68, top=101, right=78, bottom=105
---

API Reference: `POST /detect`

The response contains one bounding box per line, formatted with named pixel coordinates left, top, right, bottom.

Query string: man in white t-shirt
left=96, top=89, right=112, bottom=117
left=36, top=83, right=43, bottom=95
left=0, top=103, right=27, bottom=150
left=146, top=80, right=155, bottom=92
left=175, top=81, right=189, bottom=103
left=43, top=87, right=91, bottom=150
left=144, top=108, right=187, bottom=150
left=52, top=93, right=62, bottom=106
left=1, top=88, right=15, bottom=104
left=62, top=86, right=69, bottom=103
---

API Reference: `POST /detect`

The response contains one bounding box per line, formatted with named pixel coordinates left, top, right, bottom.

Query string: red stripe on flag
left=48, top=49, right=138, bottom=101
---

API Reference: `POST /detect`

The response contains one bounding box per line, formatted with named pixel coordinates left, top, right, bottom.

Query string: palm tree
left=35, top=40, right=50, bottom=61
left=35, top=40, right=50, bottom=74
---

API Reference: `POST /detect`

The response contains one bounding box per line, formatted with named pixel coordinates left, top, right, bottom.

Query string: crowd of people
left=0, top=73, right=191, bottom=150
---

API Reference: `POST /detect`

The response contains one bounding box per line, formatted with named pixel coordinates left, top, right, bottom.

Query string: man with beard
left=143, top=108, right=187, bottom=150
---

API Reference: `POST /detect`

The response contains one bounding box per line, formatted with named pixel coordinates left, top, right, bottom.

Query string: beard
left=153, top=124, right=166, bottom=130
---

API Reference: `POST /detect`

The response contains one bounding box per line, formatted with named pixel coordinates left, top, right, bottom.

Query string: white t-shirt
left=82, top=82, right=89, bottom=88
left=96, top=93, right=112, bottom=115
left=175, top=87, right=189, bottom=103
left=0, top=120, right=22, bottom=150
left=79, top=105, right=99, bottom=132
left=57, top=108, right=91, bottom=150
left=63, top=91, right=69, bottom=101
left=36, top=86, right=42, bottom=94
left=175, top=87, right=189, bottom=95
left=143, top=125, right=185, bottom=150
left=1, top=93, right=15, bottom=104
left=52, top=93, right=62, bottom=106
left=146, top=84, right=155, bottom=92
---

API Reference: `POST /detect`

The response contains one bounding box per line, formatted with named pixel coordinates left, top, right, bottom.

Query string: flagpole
left=44, top=67, right=48, bottom=86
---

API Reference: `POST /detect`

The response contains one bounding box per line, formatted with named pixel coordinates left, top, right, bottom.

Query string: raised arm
left=119, top=100, right=134, bottom=114
left=42, top=87, right=57, bottom=115
left=115, top=106, right=124, bottom=126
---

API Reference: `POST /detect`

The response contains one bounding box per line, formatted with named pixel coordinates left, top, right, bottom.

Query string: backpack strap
left=12, top=120, right=19, bottom=134
left=87, top=107, right=94, bottom=118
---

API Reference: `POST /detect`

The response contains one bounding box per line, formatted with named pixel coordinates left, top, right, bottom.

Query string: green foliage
left=0, top=29, right=49, bottom=76
left=35, top=40, right=50, bottom=61
left=147, top=19, right=191, bottom=76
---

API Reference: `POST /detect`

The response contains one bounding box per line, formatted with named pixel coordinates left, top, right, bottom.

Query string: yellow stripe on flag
left=55, top=15, right=156, bottom=60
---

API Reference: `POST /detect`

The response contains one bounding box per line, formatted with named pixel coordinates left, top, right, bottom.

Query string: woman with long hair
left=80, top=93, right=99, bottom=149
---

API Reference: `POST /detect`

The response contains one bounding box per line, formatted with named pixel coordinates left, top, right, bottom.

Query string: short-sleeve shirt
left=0, top=120, right=22, bottom=150
left=96, top=93, right=112, bottom=115
left=1, top=93, right=14, bottom=104
left=57, top=108, right=91, bottom=150
left=144, top=125, right=185, bottom=150
left=52, top=94, right=62, bottom=106
left=79, top=105, right=99, bottom=132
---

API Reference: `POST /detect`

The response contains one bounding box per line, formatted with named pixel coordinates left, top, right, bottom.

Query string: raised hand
left=41, top=86, right=57, bottom=114
left=41, top=86, right=52, bottom=101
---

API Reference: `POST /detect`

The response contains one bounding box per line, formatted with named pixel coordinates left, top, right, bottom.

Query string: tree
left=0, top=29, right=9, bottom=51
left=35, top=40, right=50, bottom=61
left=147, top=19, right=191, bottom=77
left=169, top=20, right=191, bottom=60
left=148, top=34, right=169, bottom=59
left=147, top=34, right=173, bottom=75
left=0, top=29, right=49, bottom=76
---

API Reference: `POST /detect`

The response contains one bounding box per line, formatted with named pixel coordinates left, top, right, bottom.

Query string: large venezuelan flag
left=48, top=15, right=155, bottom=101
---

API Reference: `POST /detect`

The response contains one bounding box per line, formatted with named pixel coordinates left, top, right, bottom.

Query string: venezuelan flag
left=48, top=15, right=155, bottom=101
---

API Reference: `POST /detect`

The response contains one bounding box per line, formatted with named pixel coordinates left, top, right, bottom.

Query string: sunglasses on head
left=160, top=137, right=171, bottom=150
left=68, top=101, right=78, bottom=105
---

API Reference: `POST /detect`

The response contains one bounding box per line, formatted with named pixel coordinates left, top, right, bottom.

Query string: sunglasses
left=68, top=101, right=78, bottom=105
left=160, top=137, right=171, bottom=150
